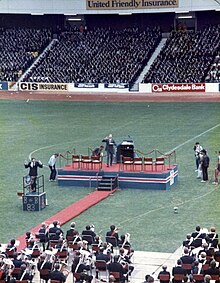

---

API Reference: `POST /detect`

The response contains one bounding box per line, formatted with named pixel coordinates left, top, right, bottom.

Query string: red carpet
left=16, top=189, right=116, bottom=251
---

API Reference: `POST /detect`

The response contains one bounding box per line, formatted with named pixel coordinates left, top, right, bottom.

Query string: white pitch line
left=170, top=123, right=220, bottom=152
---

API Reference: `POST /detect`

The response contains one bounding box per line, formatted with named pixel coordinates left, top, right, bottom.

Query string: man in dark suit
left=180, top=247, right=195, bottom=274
left=158, top=265, right=170, bottom=283
left=50, top=263, right=66, bottom=283
left=172, top=259, right=187, bottom=283
left=81, top=225, right=96, bottom=245
left=107, top=255, right=126, bottom=283
left=24, top=157, right=43, bottom=192
left=102, top=134, right=117, bottom=167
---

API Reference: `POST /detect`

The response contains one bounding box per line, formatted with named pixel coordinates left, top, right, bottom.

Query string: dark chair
left=81, top=234, right=93, bottom=246
left=173, top=273, right=184, bottom=283
left=39, top=268, right=51, bottom=282
left=95, top=260, right=108, bottom=281
left=182, top=263, right=192, bottom=274
left=109, top=271, right=121, bottom=283
left=192, top=274, right=204, bottom=283
left=12, top=267, right=21, bottom=280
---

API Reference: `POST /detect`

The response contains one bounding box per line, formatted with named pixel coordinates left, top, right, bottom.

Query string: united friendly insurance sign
left=86, top=0, right=179, bottom=10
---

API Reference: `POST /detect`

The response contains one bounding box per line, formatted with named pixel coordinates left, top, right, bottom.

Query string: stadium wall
left=8, top=82, right=220, bottom=94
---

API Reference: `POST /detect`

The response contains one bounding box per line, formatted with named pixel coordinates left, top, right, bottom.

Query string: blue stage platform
left=57, top=163, right=178, bottom=190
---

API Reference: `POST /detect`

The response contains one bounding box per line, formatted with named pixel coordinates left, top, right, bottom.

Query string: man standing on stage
left=24, top=157, right=43, bottom=192
left=102, top=134, right=117, bottom=167
left=48, top=153, right=59, bottom=181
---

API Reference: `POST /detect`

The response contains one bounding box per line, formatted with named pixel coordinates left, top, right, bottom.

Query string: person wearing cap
left=158, top=265, right=170, bottom=283
left=102, top=134, right=117, bottom=167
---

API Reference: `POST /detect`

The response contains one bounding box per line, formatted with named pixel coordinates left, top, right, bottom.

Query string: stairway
left=97, top=175, right=118, bottom=191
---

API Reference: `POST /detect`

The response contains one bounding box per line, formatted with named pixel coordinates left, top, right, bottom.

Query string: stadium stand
left=21, top=27, right=161, bottom=84
left=0, top=27, right=52, bottom=82
left=143, top=25, right=220, bottom=84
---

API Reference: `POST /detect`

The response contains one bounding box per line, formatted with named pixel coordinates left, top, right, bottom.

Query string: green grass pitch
left=1, top=100, right=220, bottom=253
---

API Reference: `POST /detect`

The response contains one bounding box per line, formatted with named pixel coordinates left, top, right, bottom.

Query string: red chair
left=81, top=155, right=92, bottom=170
left=133, top=157, right=143, bottom=171
left=143, top=157, right=153, bottom=171
left=72, top=154, right=81, bottom=169
left=122, top=156, right=133, bottom=171
left=155, top=157, right=165, bottom=171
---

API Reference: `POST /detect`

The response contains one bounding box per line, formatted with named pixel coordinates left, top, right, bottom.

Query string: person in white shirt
left=194, top=142, right=203, bottom=171
left=48, top=153, right=59, bottom=181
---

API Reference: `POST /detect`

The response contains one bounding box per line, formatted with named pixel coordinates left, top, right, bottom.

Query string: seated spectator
left=158, top=265, right=170, bottom=283
left=81, top=225, right=96, bottom=245
left=50, top=263, right=66, bottom=283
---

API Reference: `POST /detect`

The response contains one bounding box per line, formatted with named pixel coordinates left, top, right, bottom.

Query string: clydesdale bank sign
left=86, top=0, right=179, bottom=9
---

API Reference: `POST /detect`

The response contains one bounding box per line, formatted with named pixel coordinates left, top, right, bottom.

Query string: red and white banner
left=152, top=83, right=206, bottom=93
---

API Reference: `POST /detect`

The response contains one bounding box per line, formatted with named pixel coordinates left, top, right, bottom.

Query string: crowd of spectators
left=0, top=27, right=52, bottom=82
left=0, top=23, right=220, bottom=85
left=22, top=26, right=161, bottom=84
left=205, top=52, right=220, bottom=82
left=0, top=221, right=134, bottom=283
left=143, top=24, right=220, bottom=84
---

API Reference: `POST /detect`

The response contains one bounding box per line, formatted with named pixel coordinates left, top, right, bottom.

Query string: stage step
left=97, top=175, right=118, bottom=191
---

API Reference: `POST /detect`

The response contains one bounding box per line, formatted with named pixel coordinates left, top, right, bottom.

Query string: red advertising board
left=152, top=83, right=206, bottom=93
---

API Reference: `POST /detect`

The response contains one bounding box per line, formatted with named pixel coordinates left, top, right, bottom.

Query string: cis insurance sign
left=152, top=83, right=206, bottom=93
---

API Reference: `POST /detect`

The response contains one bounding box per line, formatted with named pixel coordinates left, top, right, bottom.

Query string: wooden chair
left=122, top=156, right=133, bottom=171
left=192, top=274, right=204, bottom=283
left=109, top=271, right=121, bottom=283
left=72, top=154, right=81, bottom=169
left=56, top=250, right=68, bottom=260
left=39, top=268, right=51, bottom=282
left=81, top=234, right=93, bottom=246
left=106, top=236, right=118, bottom=253
left=50, top=280, right=60, bottom=283
left=73, top=273, right=81, bottom=283
left=173, top=273, right=184, bottom=282
left=210, top=275, right=219, bottom=281
left=31, top=249, right=41, bottom=259
left=81, top=155, right=92, bottom=170
left=133, top=157, right=143, bottom=171
left=159, top=273, right=170, bottom=283
left=91, top=155, right=102, bottom=170
left=12, top=267, right=21, bottom=280
left=92, top=243, right=100, bottom=254
left=155, top=157, right=165, bottom=171
left=95, top=260, right=108, bottom=281
left=143, top=157, right=153, bottom=171
left=182, top=263, right=192, bottom=274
